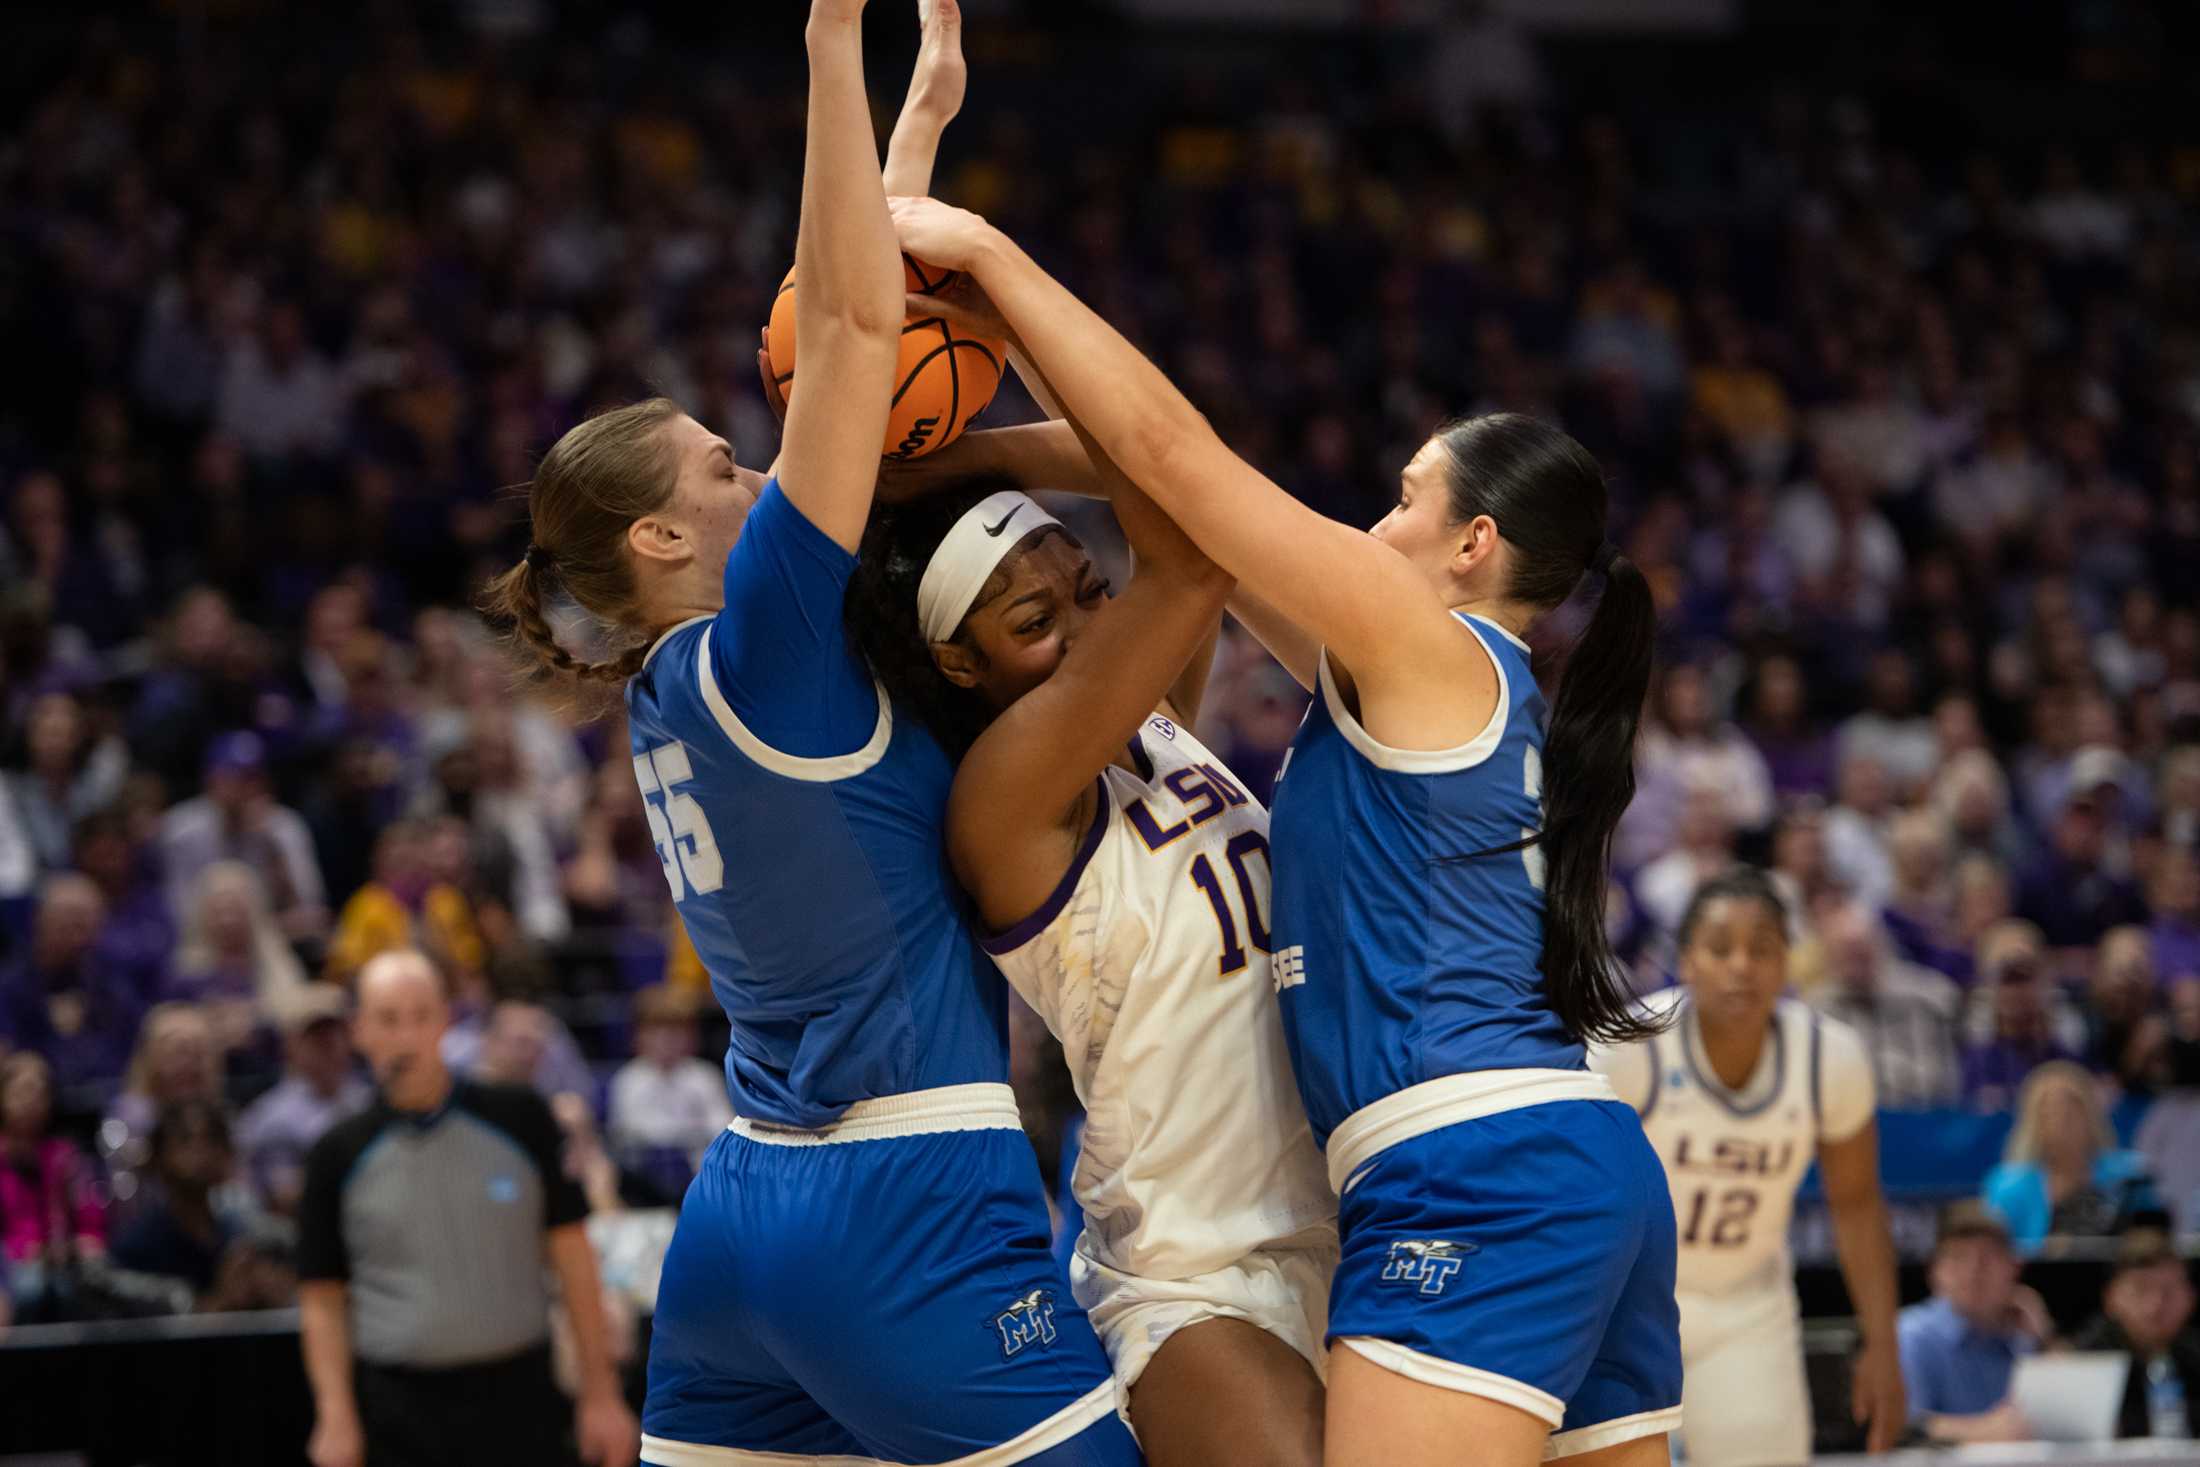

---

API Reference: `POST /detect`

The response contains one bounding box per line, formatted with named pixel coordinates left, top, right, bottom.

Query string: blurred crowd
left=3, top=3, right=2200, bottom=1322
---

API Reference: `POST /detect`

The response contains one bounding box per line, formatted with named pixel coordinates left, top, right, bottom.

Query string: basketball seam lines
left=942, top=317, right=961, bottom=444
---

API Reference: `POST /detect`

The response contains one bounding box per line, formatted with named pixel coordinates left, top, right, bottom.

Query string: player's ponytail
left=1435, top=413, right=1660, bottom=1045
left=479, top=396, right=682, bottom=692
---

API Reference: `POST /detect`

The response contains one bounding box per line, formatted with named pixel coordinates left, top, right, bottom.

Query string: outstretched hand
left=888, top=195, right=996, bottom=275
left=905, top=272, right=1012, bottom=343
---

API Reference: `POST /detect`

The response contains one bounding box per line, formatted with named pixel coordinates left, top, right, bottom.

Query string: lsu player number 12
left=1591, top=868, right=1906, bottom=1466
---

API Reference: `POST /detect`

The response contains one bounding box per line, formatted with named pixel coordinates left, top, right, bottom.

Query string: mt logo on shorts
left=987, top=1288, right=1059, bottom=1359
left=1381, top=1238, right=1477, bottom=1296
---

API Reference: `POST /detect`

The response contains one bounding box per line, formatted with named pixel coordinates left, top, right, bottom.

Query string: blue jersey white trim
left=625, top=478, right=1008, bottom=1129
left=1313, top=615, right=1509, bottom=775
left=1324, top=1068, right=1618, bottom=1195
left=696, top=625, right=893, bottom=782
left=1270, top=610, right=1583, bottom=1147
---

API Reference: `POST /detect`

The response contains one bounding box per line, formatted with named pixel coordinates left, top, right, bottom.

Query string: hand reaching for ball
left=887, top=196, right=996, bottom=275
left=903, top=273, right=1011, bottom=345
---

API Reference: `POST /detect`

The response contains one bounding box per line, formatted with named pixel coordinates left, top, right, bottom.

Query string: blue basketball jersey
left=625, top=480, right=1006, bottom=1128
left=1269, top=612, right=1584, bottom=1148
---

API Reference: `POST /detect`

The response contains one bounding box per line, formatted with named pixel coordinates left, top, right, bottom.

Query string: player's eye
left=1077, top=578, right=1108, bottom=603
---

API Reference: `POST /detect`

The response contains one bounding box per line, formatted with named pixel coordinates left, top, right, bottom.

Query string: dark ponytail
left=1435, top=413, right=1660, bottom=1045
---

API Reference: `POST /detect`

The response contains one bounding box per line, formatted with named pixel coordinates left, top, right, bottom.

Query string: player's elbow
left=801, top=294, right=903, bottom=345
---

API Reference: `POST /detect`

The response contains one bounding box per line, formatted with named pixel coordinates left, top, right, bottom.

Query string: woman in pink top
left=1, top=1052, right=106, bottom=1270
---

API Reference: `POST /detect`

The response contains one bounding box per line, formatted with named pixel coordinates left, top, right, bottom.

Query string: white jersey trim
left=1543, top=1405, right=1683, bottom=1460
left=1326, top=1069, right=1617, bottom=1195
left=1338, top=1337, right=1564, bottom=1426
left=726, top=1083, right=1020, bottom=1147
left=641, top=613, right=713, bottom=670
left=695, top=626, right=893, bottom=783
left=638, top=1379, right=1119, bottom=1467
left=1313, top=613, right=1510, bottom=775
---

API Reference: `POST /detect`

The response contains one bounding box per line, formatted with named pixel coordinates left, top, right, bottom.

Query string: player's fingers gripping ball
left=765, top=253, right=1006, bottom=461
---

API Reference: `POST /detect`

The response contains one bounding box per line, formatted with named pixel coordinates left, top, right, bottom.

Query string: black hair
left=1434, top=413, right=1660, bottom=1045
left=1674, top=864, right=1790, bottom=955
left=842, top=475, right=1068, bottom=762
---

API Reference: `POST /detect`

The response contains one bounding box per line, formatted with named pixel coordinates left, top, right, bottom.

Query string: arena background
left=2, top=0, right=2199, bottom=1460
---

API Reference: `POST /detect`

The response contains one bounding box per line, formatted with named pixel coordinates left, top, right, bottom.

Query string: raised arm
left=881, top=0, right=964, bottom=200
left=778, top=0, right=904, bottom=552
left=949, top=427, right=1230, bottom=930
left=891, top=199, right=1484, bottom=730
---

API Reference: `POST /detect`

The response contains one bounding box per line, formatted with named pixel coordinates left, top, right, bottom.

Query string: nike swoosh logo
left=983, top=507, right=1021, bottom=537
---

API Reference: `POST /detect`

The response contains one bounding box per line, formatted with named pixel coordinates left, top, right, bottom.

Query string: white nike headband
left=915, top=490, right=1065, bottom=644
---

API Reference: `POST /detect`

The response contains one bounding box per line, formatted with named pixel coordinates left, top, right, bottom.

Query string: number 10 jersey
left=983, top=714, right=1335, bottom=1282
left=1595, top=989, right=1875, bottom=1298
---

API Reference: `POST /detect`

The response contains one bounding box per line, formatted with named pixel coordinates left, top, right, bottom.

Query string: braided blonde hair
left=480, top=397, right=684, bottom=688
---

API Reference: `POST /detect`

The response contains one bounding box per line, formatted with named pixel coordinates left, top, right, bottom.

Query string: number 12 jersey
left=1595, top=989, right=1875, bottom=1298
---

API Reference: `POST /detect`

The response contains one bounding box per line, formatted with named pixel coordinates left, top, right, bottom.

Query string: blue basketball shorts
left=1325, top=1073, right=1683, bottom=1459
left=640, top=1084, right=1142, bottom=1467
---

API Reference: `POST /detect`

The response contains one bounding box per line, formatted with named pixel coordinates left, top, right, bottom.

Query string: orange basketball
left=765, top=254, right=1006, bottom=462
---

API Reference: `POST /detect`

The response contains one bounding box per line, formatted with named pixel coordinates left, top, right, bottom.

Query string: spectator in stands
left=105, top=1003, right=224, bottom=1182
left=1962, top=922, right=2084, bottom=1112
left=0, top=1053, right=106, bottom=1322
left=2087, top=927, right=2167, bottom=1086
left=1897, top=1202, right=2048, bottom=1444
left=216, top=300, right=346, bottom=463
left=1767, top=799, right=1836, bottom=941
left=1981, top=1062, right=2156, bottom=1251
left=1626, top=663, right=1775, bottom=867
left=110, top=1098, right=291, bottom=1312
left=235, top=985, right=370, bottom=1213
left=460, top=997, right=595, bottom=1111
left=2150, top=843, right=2200, bottom=988
left=1838, top=648, right=1939, bottom=798
left=426, top=713, right=570, bottom=945
left=71, top=809, right=175, bottom=1001
left=1824, top=752, right=1898, bottom=912
left=1811, top=900, right=1963, bottom=1107
left=2017, top=768, right=2148, bottom=954
left=2069, top=1228, right=2200, bottom=1440
left=3, top=691, right=129, bottom=874
left=1932, top=749, right=2023, bottom=869
left=167, top=860, right=309, bottom=1063
left=1740, top=654, right=1833, bottom=801
left=324, top=818, right=485, bottom=987
left=1882, top=809, right=1962, bottom=976
left=606, top=984, right=730, bottom=1201
left=0, top=873, right=143, bottom=1091
left=161, top=732, right=329, bottom=944
left=1634, top=780, right=1740, bottom=956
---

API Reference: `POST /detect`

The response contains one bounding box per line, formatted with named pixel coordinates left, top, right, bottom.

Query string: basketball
left=766, top=253, right=1007, bottom=462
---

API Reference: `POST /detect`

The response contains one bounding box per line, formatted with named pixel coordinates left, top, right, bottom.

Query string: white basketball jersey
left=984, top=713, right=1335, bottom=1280
left=1593, top=989, right=1875, bottom=1298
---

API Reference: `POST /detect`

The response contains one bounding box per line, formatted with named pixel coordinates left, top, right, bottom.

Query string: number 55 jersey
left=984, top=714, right=1338, bottom=1386
left=1594, top=988, right=1876, bottom=1299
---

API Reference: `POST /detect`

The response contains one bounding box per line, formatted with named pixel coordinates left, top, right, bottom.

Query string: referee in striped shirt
left=298, top=950, right=638, bottom=1467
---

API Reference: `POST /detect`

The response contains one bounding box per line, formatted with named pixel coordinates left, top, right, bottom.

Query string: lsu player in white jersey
left=1591, top=867, right=1906, bottom=1465
left=844, top=415, right=1336, bottom=1467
